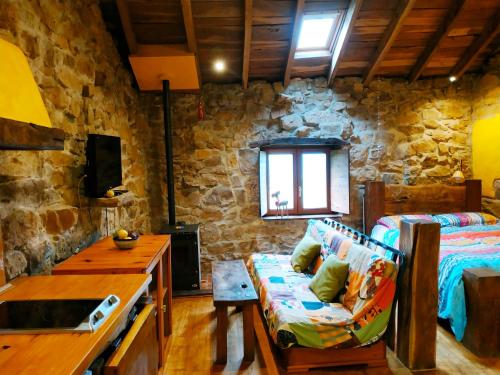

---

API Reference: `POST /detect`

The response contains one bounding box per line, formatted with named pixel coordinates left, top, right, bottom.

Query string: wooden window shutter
left=259, top=150, right=268, bottom=217
left=330, top=147, right=350, bottom=214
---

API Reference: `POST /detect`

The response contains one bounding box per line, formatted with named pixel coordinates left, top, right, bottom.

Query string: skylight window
left=296, top=13, right=341, bottom=56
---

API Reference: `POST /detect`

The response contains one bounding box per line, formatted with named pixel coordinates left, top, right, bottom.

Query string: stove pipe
left=162, top=80, right=175, bottom=226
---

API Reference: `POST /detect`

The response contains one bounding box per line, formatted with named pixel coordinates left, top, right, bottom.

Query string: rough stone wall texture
left=144, top=74, right=481, bottom=272
left=473, top=53, right=500, bottom=217
left=0, top=1, right=157, bottom=279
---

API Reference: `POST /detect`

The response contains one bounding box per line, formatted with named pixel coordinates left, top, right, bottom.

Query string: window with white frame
left=295, top=12, right=342, bottom=58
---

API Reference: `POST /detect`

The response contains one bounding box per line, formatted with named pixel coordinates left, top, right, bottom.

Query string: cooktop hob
left=0, top=295, right=120, bottom=334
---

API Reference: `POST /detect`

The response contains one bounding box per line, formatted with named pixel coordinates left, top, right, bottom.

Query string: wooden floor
left=163, top=296, right=500, bottom=375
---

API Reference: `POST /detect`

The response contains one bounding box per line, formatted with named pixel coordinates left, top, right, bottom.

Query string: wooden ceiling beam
left=116, top=0, right=138, bottom=54
left=328, top=0, right=364, bottom=87
left=284, top=0, right=306, bottom=87
left=363, top=0, right=416, bottom=85
left=408, top=0, right=467, bottom=83
left=180, top=0, right=202, bottom=87
left=449, top=8, right=500, bottom=80
left=242, top=0, right=253, bottom=89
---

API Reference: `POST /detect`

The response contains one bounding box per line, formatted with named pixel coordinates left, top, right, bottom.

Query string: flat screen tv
left=85, top=134, right=122, bottom=198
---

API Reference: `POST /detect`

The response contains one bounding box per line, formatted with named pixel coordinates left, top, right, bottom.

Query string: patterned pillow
left=432, top=212, right=499, bottom=228
left=306, top=219, right=333, bottom=243
left=376, top=214, right=433, bottom=229
left=306, top=219, right=359, bottom=274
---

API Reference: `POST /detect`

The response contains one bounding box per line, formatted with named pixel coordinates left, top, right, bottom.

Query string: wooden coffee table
left=212, top=259, right=258, bottom=364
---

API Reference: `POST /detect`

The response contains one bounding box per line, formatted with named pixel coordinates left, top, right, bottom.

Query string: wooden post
left=397, top=220, right=440, bottom=370
left=364, top=181, right=385, bottom=234
left=465, top=179, right=482, bottom=212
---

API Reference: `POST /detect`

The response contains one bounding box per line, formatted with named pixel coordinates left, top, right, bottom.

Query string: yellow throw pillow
left=309, top=255, right=349, bottom=302
left=291, top=235, right=321, bottom=272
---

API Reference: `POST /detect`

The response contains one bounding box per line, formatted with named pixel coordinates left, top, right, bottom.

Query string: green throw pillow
left=309, top=255, right=349, bottom=302
left=290, top=235, right=321, bottom=272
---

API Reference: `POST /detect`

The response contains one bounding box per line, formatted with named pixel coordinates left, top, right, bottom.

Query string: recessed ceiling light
left=449, top=76, right=457, bottom=82
left=214, top=60, right=226, bottom=73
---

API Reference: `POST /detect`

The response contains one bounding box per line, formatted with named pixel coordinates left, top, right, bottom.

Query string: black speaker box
left=161, top=224, right=200, bottom=291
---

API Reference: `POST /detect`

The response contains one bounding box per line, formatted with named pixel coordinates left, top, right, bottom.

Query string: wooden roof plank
left=180, top=0, right=202, bottom=86
left=408, top=0, right=467, bottom=83
left=116, top=0, right=138, bottom=54
left=243, top=0, right=253, bottom=89
left=449, top=8, right=500, bottom=80
left=283, top=0, right=306, bottom=87
left=363, top=0, right=417, bottom=85
left=328, top=0, right=364, bottom=87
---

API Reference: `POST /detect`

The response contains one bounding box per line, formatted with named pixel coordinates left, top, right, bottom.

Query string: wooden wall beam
left=0, top=118, right=65, bottom=151
left=0, top=224, right=5, bottom=286
left=363, top=0, right=416, bottom=85
left=449, top=9, right=500, bottom=80
left=328, top=0, right=364, bottom=87
left=398, top=219, right=440, bottom=370
left=180, top=0, right=202, bottom=87
left=242, top=0, right=253, bottom=89
left=408, top=0, right=466, bottom=83
left=283, top=0, right=306, bottom=87
left=363, top=181, right=385, bottom=235
left=116, top=0, right=138, bottom=54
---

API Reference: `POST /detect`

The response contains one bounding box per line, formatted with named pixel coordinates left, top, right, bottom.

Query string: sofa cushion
left=309, top=255, right=349, bottom=302
left=290, top=235, right=321, bottom=272
left=306, top=220, right=353, bottom=274
left=248, top=250, right=397, bottom=349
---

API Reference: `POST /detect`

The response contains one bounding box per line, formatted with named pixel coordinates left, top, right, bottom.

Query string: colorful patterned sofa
left=247, top=220, right=399, bottom=353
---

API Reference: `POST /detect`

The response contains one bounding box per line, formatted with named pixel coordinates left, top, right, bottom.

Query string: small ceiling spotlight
left=214, top=60, right=226, bottom=73
left=449, top=76, right=457, bottom=82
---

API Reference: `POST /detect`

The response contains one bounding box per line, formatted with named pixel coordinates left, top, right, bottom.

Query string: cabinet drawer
left=104, top=304, right=158, bottom=375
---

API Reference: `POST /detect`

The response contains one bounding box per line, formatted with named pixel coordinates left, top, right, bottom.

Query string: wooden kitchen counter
left=0, top=274, right=151, bottom=375
left=52, top=235, right=172, bottom=366
left=53, top=235, right=170, bottom=275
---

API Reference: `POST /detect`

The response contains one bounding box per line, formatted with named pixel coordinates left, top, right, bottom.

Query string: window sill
left=262, top=213, right=343, bottom=221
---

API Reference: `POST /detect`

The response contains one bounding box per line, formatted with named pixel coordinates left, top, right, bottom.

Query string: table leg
left=216, top=305, right=228, bottom=364
left=242, top=305, right=255, bottom=362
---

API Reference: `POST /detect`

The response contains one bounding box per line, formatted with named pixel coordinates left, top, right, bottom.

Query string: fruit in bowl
left=113, top=229, right=140, bottom=250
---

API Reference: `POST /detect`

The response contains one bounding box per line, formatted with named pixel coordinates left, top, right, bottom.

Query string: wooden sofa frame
left=363, top=179, right=500, bottom=358
left=253, top=219, right=406, bottom=373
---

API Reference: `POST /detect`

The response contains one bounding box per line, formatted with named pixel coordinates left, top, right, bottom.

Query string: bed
left=364, top=180, right=500, bottom=357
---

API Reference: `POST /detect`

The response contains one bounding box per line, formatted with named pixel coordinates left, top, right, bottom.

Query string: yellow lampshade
left=0, top=38, right=51, bottom=127
left=452, top=170, right=465, bottom=184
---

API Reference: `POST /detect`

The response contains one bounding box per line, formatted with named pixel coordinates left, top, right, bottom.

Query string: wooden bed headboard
left=364, top=179, right=482, bottom=234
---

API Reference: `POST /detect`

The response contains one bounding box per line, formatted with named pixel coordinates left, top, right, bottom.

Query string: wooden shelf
left=0, top=118, right=65, bottom=150
left=92, top=191, right=135, bottom=208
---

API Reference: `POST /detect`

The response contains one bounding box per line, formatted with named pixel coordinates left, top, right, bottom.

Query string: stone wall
left=0, top=1, right=157, bottom=279
left=145, top=74, right=479, bottom=272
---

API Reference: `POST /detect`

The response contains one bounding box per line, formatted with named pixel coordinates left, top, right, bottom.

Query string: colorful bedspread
left=372, top=223, right=500, bottom=341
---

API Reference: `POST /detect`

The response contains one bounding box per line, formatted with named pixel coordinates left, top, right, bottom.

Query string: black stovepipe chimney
left=162, top=79, right=176, bottom=226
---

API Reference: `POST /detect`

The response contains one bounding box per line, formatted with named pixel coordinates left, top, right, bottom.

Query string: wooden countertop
left=52, top=235, right=170, bottom=275
left=0, top=274, right=151, bottom=375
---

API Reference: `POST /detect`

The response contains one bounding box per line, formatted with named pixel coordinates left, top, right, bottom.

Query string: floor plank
left=163, top=296, right=500, bottom=375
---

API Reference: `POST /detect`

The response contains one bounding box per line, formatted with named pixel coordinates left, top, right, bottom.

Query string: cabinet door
left=104, top=304, right=158, bottom=375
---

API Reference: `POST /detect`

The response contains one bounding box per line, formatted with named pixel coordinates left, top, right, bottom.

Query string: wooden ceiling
left=100, top=0, right=500, bottom=89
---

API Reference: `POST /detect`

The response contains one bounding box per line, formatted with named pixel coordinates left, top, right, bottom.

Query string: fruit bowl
left=113, top=230, right=140, bottom=250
